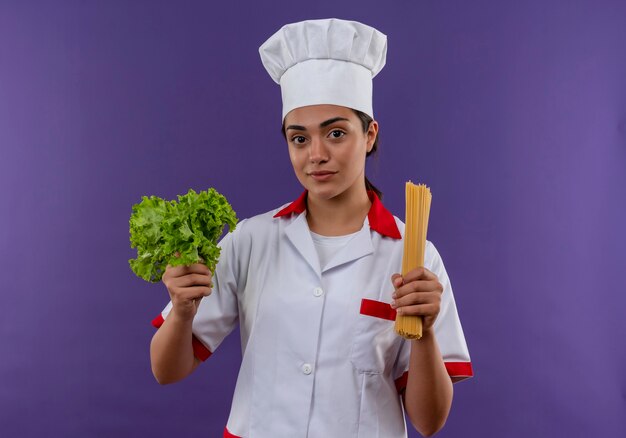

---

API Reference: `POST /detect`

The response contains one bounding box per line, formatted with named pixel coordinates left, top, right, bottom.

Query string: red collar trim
left=274, top=190, right=401, bottom=240
left=367, top=190, right=402, bottom=239
left=274, top=190, right=308, bottom=217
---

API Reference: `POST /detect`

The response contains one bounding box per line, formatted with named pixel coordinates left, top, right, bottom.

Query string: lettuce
left=128, top=188, right=238, bottom=283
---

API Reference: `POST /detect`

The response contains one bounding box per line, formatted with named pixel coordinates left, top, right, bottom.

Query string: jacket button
left=302, top=363, right=313, bottom=375
left=313, top=287, right=324, bottom=297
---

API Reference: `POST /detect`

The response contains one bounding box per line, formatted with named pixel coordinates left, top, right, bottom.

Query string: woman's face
left=283, top=104, right=378, bottom=202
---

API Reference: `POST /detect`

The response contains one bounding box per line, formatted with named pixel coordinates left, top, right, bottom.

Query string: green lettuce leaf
left=128, top=188, right=237, bottom=283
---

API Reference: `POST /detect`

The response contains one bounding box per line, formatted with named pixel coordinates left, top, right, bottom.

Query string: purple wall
left=1, top=1, right=624, bottom=436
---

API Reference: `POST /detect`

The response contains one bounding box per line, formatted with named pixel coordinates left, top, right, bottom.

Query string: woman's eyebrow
left=320, top=116, right=349, bottom=127
left=285, top=117, right=350, bottom=132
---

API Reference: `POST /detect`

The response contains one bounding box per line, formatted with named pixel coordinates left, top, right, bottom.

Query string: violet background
left=1, top=1, right=625, bottom=437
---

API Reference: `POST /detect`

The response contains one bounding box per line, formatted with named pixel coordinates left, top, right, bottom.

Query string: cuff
left=151, top=314, right=212, bottom=362
left=395, top=371, right=409, bottom=393
left=224, top=427, right=241, bottom=438
left=394, top=361, right=474, bottom=393
left=445, top=361, right=474, bottom=381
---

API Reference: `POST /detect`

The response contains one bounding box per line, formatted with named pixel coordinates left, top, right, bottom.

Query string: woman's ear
left=366, top=120, right=379, bottom=153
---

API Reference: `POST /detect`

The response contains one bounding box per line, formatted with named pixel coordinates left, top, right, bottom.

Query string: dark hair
left=280, top=108, right=383, bottom=199
left=352, top=109, right=382, bottom=200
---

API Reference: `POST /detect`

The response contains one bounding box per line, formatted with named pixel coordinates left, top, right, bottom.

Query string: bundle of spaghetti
left=394, top=181, right=432, bottom=340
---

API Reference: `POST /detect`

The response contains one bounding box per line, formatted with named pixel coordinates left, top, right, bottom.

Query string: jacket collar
left=274, top=190, right=401, bottom=240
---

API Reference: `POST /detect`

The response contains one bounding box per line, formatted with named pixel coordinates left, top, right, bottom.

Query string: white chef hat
left=259, top=18, right=387, bottom=122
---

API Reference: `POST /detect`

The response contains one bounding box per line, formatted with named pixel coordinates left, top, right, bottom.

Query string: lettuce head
left=129, top=188, right=237, bottom=283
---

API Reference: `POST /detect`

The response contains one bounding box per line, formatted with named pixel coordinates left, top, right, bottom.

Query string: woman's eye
left=329, top=130, right=345, bottom=139
left=291, top=136, right=306, bottom=144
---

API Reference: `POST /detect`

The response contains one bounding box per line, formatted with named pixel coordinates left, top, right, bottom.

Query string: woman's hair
left=352, top=109, right=382, bottom=200
left=280, top=108, right=383, bottom=199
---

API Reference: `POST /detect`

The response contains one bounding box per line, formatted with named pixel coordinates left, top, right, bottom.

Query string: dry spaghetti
left=394, top=181, right=432, bottom=340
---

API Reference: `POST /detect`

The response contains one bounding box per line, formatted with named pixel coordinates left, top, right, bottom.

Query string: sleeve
left=151, top=220, right=245, bottom=362
left=391, top=239, right=474, bottom=392
left=392, top=338, right=411, bottom=394
left=426, top=240, right=473, bottom=380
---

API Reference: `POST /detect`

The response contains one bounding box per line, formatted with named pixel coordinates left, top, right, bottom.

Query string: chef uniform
left=152, top=18, right=473, bottom=438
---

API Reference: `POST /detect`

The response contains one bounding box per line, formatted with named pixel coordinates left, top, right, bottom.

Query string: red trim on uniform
left=274, top=190, right=401, bottom=239
left=366, top=191, right=402, bottom=239
left=273, top=190, right=307, bottom=217
left=396, top=362, right=474, bottom=393
left=152, top=314, right=164, bottom=328
left=445, top=361, right=474, bottom=377
left=192, top=336, right=212, bottom=361
left=360, top=298, right=397, bottom=321
left=151, top=314, right=212, bottom=362
left=395, top=371, right=409, bottom=393
left=223, top=427, right=241, bottom=438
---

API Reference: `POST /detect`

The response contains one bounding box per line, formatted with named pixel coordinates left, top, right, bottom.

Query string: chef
left=150, top=18, right=473, bottom=438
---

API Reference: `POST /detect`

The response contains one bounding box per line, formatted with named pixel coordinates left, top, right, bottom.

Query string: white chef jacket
left=152, top=190, right=473, bottom=438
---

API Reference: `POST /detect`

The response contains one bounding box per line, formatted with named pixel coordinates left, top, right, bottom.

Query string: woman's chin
left=306, top=185, right=341, bottom=201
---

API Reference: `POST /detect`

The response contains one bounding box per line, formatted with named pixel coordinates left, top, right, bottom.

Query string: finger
left=392, top=291, right=440, bottom=309
left=175, top=286, right=213, bottom=301
left=191, top=262, right=211, bottom=275
left=393, top=279, right=441, bottom=299
left=175, top=273, right=214, bottom=288
left=402, top=267, right=437, bottom=283
left=391, top=273, right=403, bottom=289
left=185, top=261, right=211, bottom=276
left=395, top=303, right=439, bottom=317
left=165, top=262, right=211, bottom=279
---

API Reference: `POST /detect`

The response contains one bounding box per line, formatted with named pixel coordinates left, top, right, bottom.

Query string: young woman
left=150, top=18, right=472, bottom=438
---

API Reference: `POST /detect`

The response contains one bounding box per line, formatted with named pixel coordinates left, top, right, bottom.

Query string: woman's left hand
left=390, top=267, right=443, bottom=332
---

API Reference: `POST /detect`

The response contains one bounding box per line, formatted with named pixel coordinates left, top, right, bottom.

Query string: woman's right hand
left=162, top=252, right=213, bottom=321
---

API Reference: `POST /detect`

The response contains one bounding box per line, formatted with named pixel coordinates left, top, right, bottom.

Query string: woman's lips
left=309, top=171, right=337, bottom=181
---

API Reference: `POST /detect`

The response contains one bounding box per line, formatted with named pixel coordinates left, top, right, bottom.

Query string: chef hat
left=259, top=18, right=387, bottom=122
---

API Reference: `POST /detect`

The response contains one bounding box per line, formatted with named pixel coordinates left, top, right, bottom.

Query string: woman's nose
left=309, top=137, right=328, bottom=163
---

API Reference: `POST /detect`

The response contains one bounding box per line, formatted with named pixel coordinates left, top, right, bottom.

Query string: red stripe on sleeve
left=151, top=314, right=164, bottom=328
left=445, top=362, right=474, bottom=377
left=223, top=427, right=241, bottom=438
left=360, top=298, right=397, bottom=321
left=395, top=371, right=409, bottom=393
left=395, top=363, right=473, bottom=393
left=192, top=335, right=212, bottom=361
left=151, top=314, right=211, bottom=362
